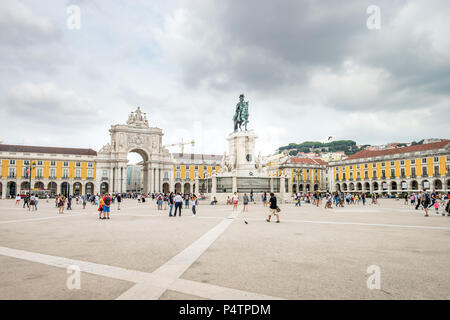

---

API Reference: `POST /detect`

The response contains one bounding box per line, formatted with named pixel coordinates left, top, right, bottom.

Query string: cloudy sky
left=1, top=0, right=449, bottom=162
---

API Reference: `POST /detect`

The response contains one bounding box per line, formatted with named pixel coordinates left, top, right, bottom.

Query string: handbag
left=276, top=206, right=281, bottom=213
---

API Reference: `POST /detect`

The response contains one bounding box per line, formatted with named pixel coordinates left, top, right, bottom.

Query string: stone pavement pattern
left=0, top=198, right=449, bottom=299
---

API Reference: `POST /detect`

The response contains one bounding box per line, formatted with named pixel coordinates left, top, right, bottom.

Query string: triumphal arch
left=97, top=107, right=174, bottom=194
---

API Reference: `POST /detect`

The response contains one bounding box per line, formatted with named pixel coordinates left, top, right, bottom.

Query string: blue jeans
left=174, top=202, right=182, bottom=216
left=169, top=203, right=173, bottom=216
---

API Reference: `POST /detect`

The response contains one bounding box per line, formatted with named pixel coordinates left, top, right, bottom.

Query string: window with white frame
left=87, top=169, right=93, bottom=178
left=63, top=168, right=69, bottom=178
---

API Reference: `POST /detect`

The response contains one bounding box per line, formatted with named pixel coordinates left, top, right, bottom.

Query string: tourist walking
left=243, top=193, right=249, bottom=212
left=266, top=193, right=280, bottom=223
left=422, top=190, right=431, bottom=217
left=192, top=194, right=198, bottom=216
left=58, top=196, right=65, bottom=214
left=232, top=192, right=239, bottom=211
left=116, top=193, right=121, bottom=210
left=169, top=192, right=174, bottom=216
left=15, top=194, right=21, bottom=206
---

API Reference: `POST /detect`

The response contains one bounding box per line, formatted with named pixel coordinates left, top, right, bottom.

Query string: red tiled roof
left=290, top=157, right=328, bottom=165
left=0, top=144, right=97, bottom=156
left=345, top=140, right=450, bottom=160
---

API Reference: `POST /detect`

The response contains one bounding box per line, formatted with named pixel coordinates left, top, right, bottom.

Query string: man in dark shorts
left=266, top=193, right=280, bottom=223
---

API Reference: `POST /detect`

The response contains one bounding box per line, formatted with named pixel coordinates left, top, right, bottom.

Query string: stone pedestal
left=227, top=130, right=257, bottom=176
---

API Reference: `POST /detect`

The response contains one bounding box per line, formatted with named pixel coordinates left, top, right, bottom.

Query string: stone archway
left=335, top=183, right=341, bottom=191
left=391, top=181, right=397, bottom=191
left=48, top=182, right=57, bottom=195
left=73, top=182, right=82, bottom=196
left=100, top=182, right=109, bottom=194
left=21, top=181, right=30, bottom=192
left=184, top=183, right=191, bottom=194
left=162, top=182, right=170, bottom=194
left=85, top=182, right=94, bottom=195
left=61, top=182, right=70, bottom=196
left=97, top=108, right=174, bottom=195
left=364, top=182, right=370, bottom=191
left=34, top=181, right=44, bottom=190
left=7, top=181, right=16, bottom=198
left=433, top=179, right=442, bottom=190
left=175, top=183, right=181, bottom=194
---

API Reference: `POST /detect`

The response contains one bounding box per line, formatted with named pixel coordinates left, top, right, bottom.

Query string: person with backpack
left=266, top=193, right=280, bottom=223
left=102, top=193, right=112, bottom=219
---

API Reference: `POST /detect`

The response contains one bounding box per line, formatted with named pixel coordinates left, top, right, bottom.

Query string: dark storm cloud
left=156, top=0, right=450, bottom=115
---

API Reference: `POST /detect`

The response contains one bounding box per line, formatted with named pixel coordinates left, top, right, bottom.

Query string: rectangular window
left=434, top=166, right=440, bottom=176
left=391, top=169, right=395, bottom=177
left=422, top=167, right=428, bottom=176
left=411, top=159, right=416, bottom=164
left=400, top=160, right=405, bottom=165
left=422, top=158, right=427, bottom=163
left=24, top=160, right=30, bottom=165
left=87, top=169, right=93, bottom=178
left=9, top=160, right=15, bottom=165
left=401, top=168, right=405, bottom=177
left=36, top=168, right=43, bottom=177
left=343, top=173, right=346, bottom=180
left=63, top=168, right=69, bottom=178
left=51, top=161, right=56, bottom=166
left=411, top=167, right=416, bottom=177
left=76, top=162, right=81, bottom=167
left=434, top=157, right=439, bottom=162
left=335, top=174, right=339, bottom=180
left=75, top=169, right=81, bottom=178
left=63, top=162, right=69, bottom=167
left=364, top=171, right=368, bottom=178
left=176, top=171, right=180, bottom=179
left=373, top=170, right=377, bottom=178
left=382, top=170, right=386, bottom=178
left=23, top=167, right=28, bottom=177
left=364, top=164, right=368, bottom=169
left=8, top=168, right=15, bottom=177
left=37, top=161, right=42, bottom=166
left=164, top=171, right=169, bottom=179
left=88, top=163, right=93, bottom=167
left=390, top=161, right=394, bottom=166
left=50, top=168, right=56, bottom=178
left=102, top=170, right=108, bottom=177
left=381, top=162, right=385, bottom=167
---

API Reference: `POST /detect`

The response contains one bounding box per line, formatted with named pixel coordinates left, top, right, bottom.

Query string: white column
left=148, top=166, right=153, bottom=194
left=195, top=176, right=199, bottom=194
left=280, top=175, right=286, bottom=203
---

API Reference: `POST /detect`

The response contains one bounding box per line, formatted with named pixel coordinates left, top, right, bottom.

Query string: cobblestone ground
left=0, top=198, right=449, bottom=299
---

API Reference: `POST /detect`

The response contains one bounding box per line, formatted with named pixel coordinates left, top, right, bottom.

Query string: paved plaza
left=0, top=198, right=449, bottom=300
